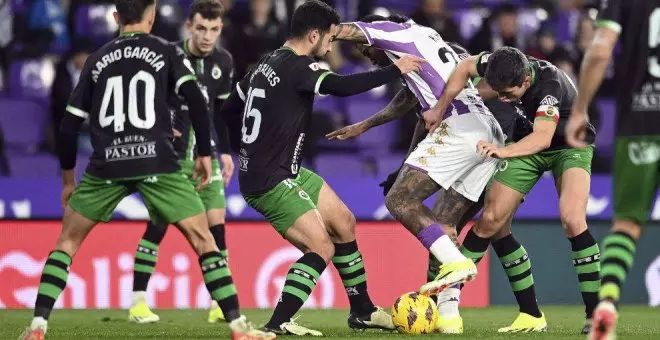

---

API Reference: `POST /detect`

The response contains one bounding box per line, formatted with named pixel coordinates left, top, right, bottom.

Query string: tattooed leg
left=385, top=165, right=468, bottom=265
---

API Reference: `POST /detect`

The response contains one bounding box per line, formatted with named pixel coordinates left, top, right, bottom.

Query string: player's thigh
left=492, top=152, right=545, bottom=195
left=137, top=172, right=206, bottom=225
left=476, top=180, right=524, bottom=237
left=68, top=172, right=132, bottom=223
left=316, top=181, right=356, bottom=243
left=206, top=209, right=226, bottom=226
left=243, top=177, right=318, bottom=237
left=195, top=158, right=227, bottom=212
left=285, top=209, right=334, bottom=262
left=55, top=205, right=98, bottom=256
left=612, top=136, right=660, bottom=226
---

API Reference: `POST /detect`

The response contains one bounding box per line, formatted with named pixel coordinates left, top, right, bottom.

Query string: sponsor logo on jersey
left=212, top=65, right=222, bottom=80
left=539, top=95, right=559, bottom=106
left=105, top=135, right=157, bottom=162
left=628, top=141, right=660, bottom=165
left=238, top=156, right=249, bottom=171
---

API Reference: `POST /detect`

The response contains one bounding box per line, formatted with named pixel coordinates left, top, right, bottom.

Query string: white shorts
left=404, top=113, right=505, bottom=202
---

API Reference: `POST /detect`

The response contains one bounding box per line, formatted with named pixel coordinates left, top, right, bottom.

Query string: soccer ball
left=391, top=292, right=438, bottom=334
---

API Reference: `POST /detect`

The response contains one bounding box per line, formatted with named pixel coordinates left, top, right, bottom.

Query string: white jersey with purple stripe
left=354, top=20, right=490, bottom=116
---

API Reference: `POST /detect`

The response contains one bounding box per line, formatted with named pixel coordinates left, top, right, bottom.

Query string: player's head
left=186, top=0, right=224, bottom=55
left=113, top=0, right=157, bottom=32
left=484, top=46, right=532, bottom=102
left=288, top=0, right=340, bottom=57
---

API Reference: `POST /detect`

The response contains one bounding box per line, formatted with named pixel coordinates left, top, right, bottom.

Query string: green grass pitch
left=2, top=306, right=659, bottom=339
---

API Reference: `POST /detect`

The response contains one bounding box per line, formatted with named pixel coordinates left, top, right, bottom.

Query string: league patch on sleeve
left=539, top=95, right=559, bottom=106
left=535, top=105, right=559, bottom=123
left=308, top=62, right=321, bottom=71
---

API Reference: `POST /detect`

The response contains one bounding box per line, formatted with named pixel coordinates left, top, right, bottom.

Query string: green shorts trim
left=243, top=168, right=324, bottom=236
left=613, top=136, right=660, bottom=225
left=494, top=145, right=594, bottom=194
left=181, top=159, right=226, bottom=210
left=69, top=172, right=205, bottom=224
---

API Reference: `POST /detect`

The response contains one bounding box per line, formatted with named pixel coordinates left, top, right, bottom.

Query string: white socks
left=429, top=235, right=468, bottom=264
left=132, top=291, right=147, bottom=307
left=30, top=317, right=48, bottom=333
left=436, top=287, right=461, bottom=318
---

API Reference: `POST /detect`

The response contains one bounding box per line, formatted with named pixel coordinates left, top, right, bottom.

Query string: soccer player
left=19, top=1, right=274, bottom=339
left=423, top=46, right=599, bottom=333
left=564, top=1, right=660, bottom=338
left=128, top=0, right=238, bottom=324
left=217, top=0, right=424, bottom=336
left=329, top=30, right=543, bottom=334
left=333, top=15, right=505, bottom=297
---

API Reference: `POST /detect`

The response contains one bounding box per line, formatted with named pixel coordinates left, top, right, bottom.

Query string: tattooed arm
left=333, top=23, right=369, bottom=44
left=326, top=88, right=418, bottom=140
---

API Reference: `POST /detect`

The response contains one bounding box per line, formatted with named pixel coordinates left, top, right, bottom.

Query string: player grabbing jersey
left=18, top=1, right=274, bottom=340
left=127, top=0, right=239, bottom=325
left=424, top=46, right=599, bottom=334
left=217, top=1, right=424, bottom=336
left=565, top=1, right=660, bottom=339
left=332, top=14, right=504, bottom=298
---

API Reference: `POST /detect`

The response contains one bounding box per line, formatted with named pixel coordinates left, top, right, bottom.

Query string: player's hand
left=220, top=153, right=234, bottom=187
left=394, top=55, right=426, bottom=74
left=326, top=122, right=368, bottom=140
left=172, top=128, right=182, bottom=138
left=193, top=156, right=212, bottom=191
left=60, top=169, right=76, bottom=208
left=566, top=109, right=589, bottom=148
left=422, top=108, right=443, bottom=132
left=477, top=140, right=508, bottom=159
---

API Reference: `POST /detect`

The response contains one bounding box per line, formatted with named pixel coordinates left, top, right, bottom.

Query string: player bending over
left=332, top=14, right=504, bottom=298
left=329, top=30, right=544, bottom=334
left=424, top=46, right=599, bottom=334
left=128, top=0, right=238, bottom=325
left=217, top=0, right=424, bottom=336
left=564, top=0, right=660, bottom=339
left=19, top=1, right=274, bottom=339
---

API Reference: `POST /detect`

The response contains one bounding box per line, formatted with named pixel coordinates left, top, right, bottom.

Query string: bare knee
left=329, top=210, right=357, bottom=243
left=560, top=208, right=587, bottom=237
left=612, top=220, right=643, bottom=240
left=476, top=208, right=506, bottom=238
left=303, top=236, right=335, bottom=264
left=385, top=189, right=412, bottom=220
left=177, top=215, right=217, bottom=255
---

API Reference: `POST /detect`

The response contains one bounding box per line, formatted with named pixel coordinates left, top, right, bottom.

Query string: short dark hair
left=115, top=0, right=155, bottom=25
left=189, top=0, right=224, bottom=21
left=359, top=13, right=409, bottom=24
left=484, top=46, right=530, bottom=91
left=289, top=0, right=340, bottom=39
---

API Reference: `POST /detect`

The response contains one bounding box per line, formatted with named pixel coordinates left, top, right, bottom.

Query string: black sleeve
left=475, top=51, right=492, bottom=77
left=214, top=98, right=231, bottom=154
left=58, top=114, right=85, bottom=170
left=217, top=88, right=246, bottom=153
left=179, top=80, right=212, bottom=156
left=318, top=64, right=401, bottom=97
left=595, top=0, right=624, bottom=34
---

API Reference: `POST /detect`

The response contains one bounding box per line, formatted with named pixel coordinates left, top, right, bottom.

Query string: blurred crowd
left=0, top=0, right=616, bottom=178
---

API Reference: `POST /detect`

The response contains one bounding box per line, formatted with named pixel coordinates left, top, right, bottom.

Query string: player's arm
left=422, top=54, right=482, bottom=130
left=216, top=85, right=247, bottom=153
left=333, top=23, right=369, bottom=44
left=213, top=53, right=235, bottom=156
left=326, top=88, right=418, bottom=140
left=490, top=117, right=557, bottom=158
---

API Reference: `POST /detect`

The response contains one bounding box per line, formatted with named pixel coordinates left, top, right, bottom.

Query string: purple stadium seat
left=0, top=99, right=48, bottom=153
left=376, top=153, right=405, bottom=177
left=75, top=4, right=118, bottom=43
left=9, top=58, right=56, bottom=101
left=314, top=154, right=365, bottom=177
left=345, top=97, right=397, bottom=154
left=595, top=99, right=616, bottom=157
left=9, top=153, right=59, bottom=177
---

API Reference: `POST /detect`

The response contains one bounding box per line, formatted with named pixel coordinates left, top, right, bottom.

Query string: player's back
left=597, top=0, right=660, bottom=135
left=236, top=47, right=321, bottom=195
left=355, top=20, right=489, bottom=116
left=81, top=32, right=186, bottom=179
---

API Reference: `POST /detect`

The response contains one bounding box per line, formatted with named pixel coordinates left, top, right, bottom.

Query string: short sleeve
left=66, top=58, right=94, bottom=119
left=293, top=57, right=333, bottom=94
left=168, top=44, right=197, bottom=95
left=217, top=52, right=234, bottom=100
left=595, top=0, right=623, bottom=34
left=533, top=78, right=562, bottom=124
left=475, top=52, right=491, bottom=77
left=353, top=21, right=416, bottom=53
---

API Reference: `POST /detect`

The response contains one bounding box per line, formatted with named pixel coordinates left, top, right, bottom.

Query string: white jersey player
left=332, top=14, right=505, bottom=333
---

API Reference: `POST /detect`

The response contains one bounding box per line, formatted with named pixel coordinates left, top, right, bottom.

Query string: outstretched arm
left=333, top=23, right=369, bottom=44
left=326, top=88, right=418, bottom=140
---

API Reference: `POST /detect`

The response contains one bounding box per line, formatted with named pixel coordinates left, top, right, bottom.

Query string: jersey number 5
left=99, top=71, right=156, bottom=132
left=241, top=87, right=264, bottom=144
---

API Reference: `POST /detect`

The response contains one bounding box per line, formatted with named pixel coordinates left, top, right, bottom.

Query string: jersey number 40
left=241, top=87, right=264, bottom=144
left=99, top=71, right=156, bottom=132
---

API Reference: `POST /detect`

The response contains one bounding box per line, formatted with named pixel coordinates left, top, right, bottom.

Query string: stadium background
left=0, top=0, right=658, bottom=312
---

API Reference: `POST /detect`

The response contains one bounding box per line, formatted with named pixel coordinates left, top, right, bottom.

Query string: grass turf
left=2, top=306, right=659, bottom=339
